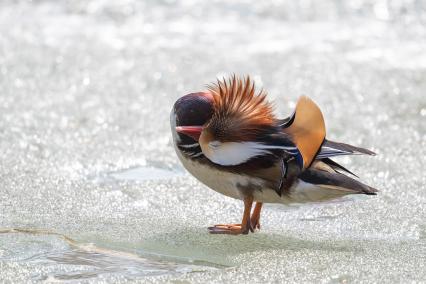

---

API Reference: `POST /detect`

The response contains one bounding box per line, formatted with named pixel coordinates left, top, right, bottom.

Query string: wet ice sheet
left=0, top=230, right=219, bottom=281
left=0, top=0, right=425, bottom=283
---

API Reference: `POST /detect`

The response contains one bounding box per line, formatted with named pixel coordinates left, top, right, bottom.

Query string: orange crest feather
left=205, top=75, right=276, bottom=141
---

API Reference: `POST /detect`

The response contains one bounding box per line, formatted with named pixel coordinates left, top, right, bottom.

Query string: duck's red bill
left=175, top=126, right=203, bottom=141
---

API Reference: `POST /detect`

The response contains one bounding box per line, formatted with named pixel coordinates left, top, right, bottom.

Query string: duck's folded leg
left=208, top=196, right=253, bottom=235
left=250, top=202, right=262, bottom=230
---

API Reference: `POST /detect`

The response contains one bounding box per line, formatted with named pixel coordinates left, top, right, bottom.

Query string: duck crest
left=206, top=75, right=276, bottom=141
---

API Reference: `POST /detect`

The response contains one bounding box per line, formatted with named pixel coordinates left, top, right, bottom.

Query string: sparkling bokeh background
left=0, top=0, right=425, bottom=282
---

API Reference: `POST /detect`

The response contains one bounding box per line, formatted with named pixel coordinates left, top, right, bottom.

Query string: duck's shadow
left=134, top=227, right=364, bottom=267
left=0, top=227, right=371, bottom=270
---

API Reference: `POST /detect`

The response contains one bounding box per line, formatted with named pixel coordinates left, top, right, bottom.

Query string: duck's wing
left=298, top=161, right=378, bottom=195
left=281, top=96, right=326, bottom=169
left=316, top=140, right=375, bottom=159
left=320, top=157, right=358, bottom=177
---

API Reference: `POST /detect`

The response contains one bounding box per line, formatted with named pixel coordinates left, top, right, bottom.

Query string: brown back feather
left=206, top=75, right=276, bottom=141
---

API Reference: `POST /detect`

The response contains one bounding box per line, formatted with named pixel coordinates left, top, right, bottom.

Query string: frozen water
left=109, top=167, right=183, bottom=182
left=0, top=229, right=218, bottom=281
left=0, top=0, right=425, bottom=282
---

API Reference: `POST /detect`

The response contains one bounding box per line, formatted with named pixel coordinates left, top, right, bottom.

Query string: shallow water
left=0, top=0, right=425, bottom=282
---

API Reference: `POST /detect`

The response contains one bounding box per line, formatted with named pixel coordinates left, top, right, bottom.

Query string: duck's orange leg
left=250, top=202, right=263, bottom=230
left=208, top=196, right=253, bottom=235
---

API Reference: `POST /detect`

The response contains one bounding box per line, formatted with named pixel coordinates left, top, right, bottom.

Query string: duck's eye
left=209, top=141, right=221, bottom=149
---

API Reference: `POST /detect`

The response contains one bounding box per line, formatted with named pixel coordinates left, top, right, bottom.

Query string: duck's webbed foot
left=208, top=222, right=252, bottom=235
left=208, top=197, right=261, bottom=235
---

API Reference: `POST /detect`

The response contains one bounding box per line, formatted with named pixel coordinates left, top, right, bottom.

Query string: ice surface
left=0, top=0, right=425, bottom=282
